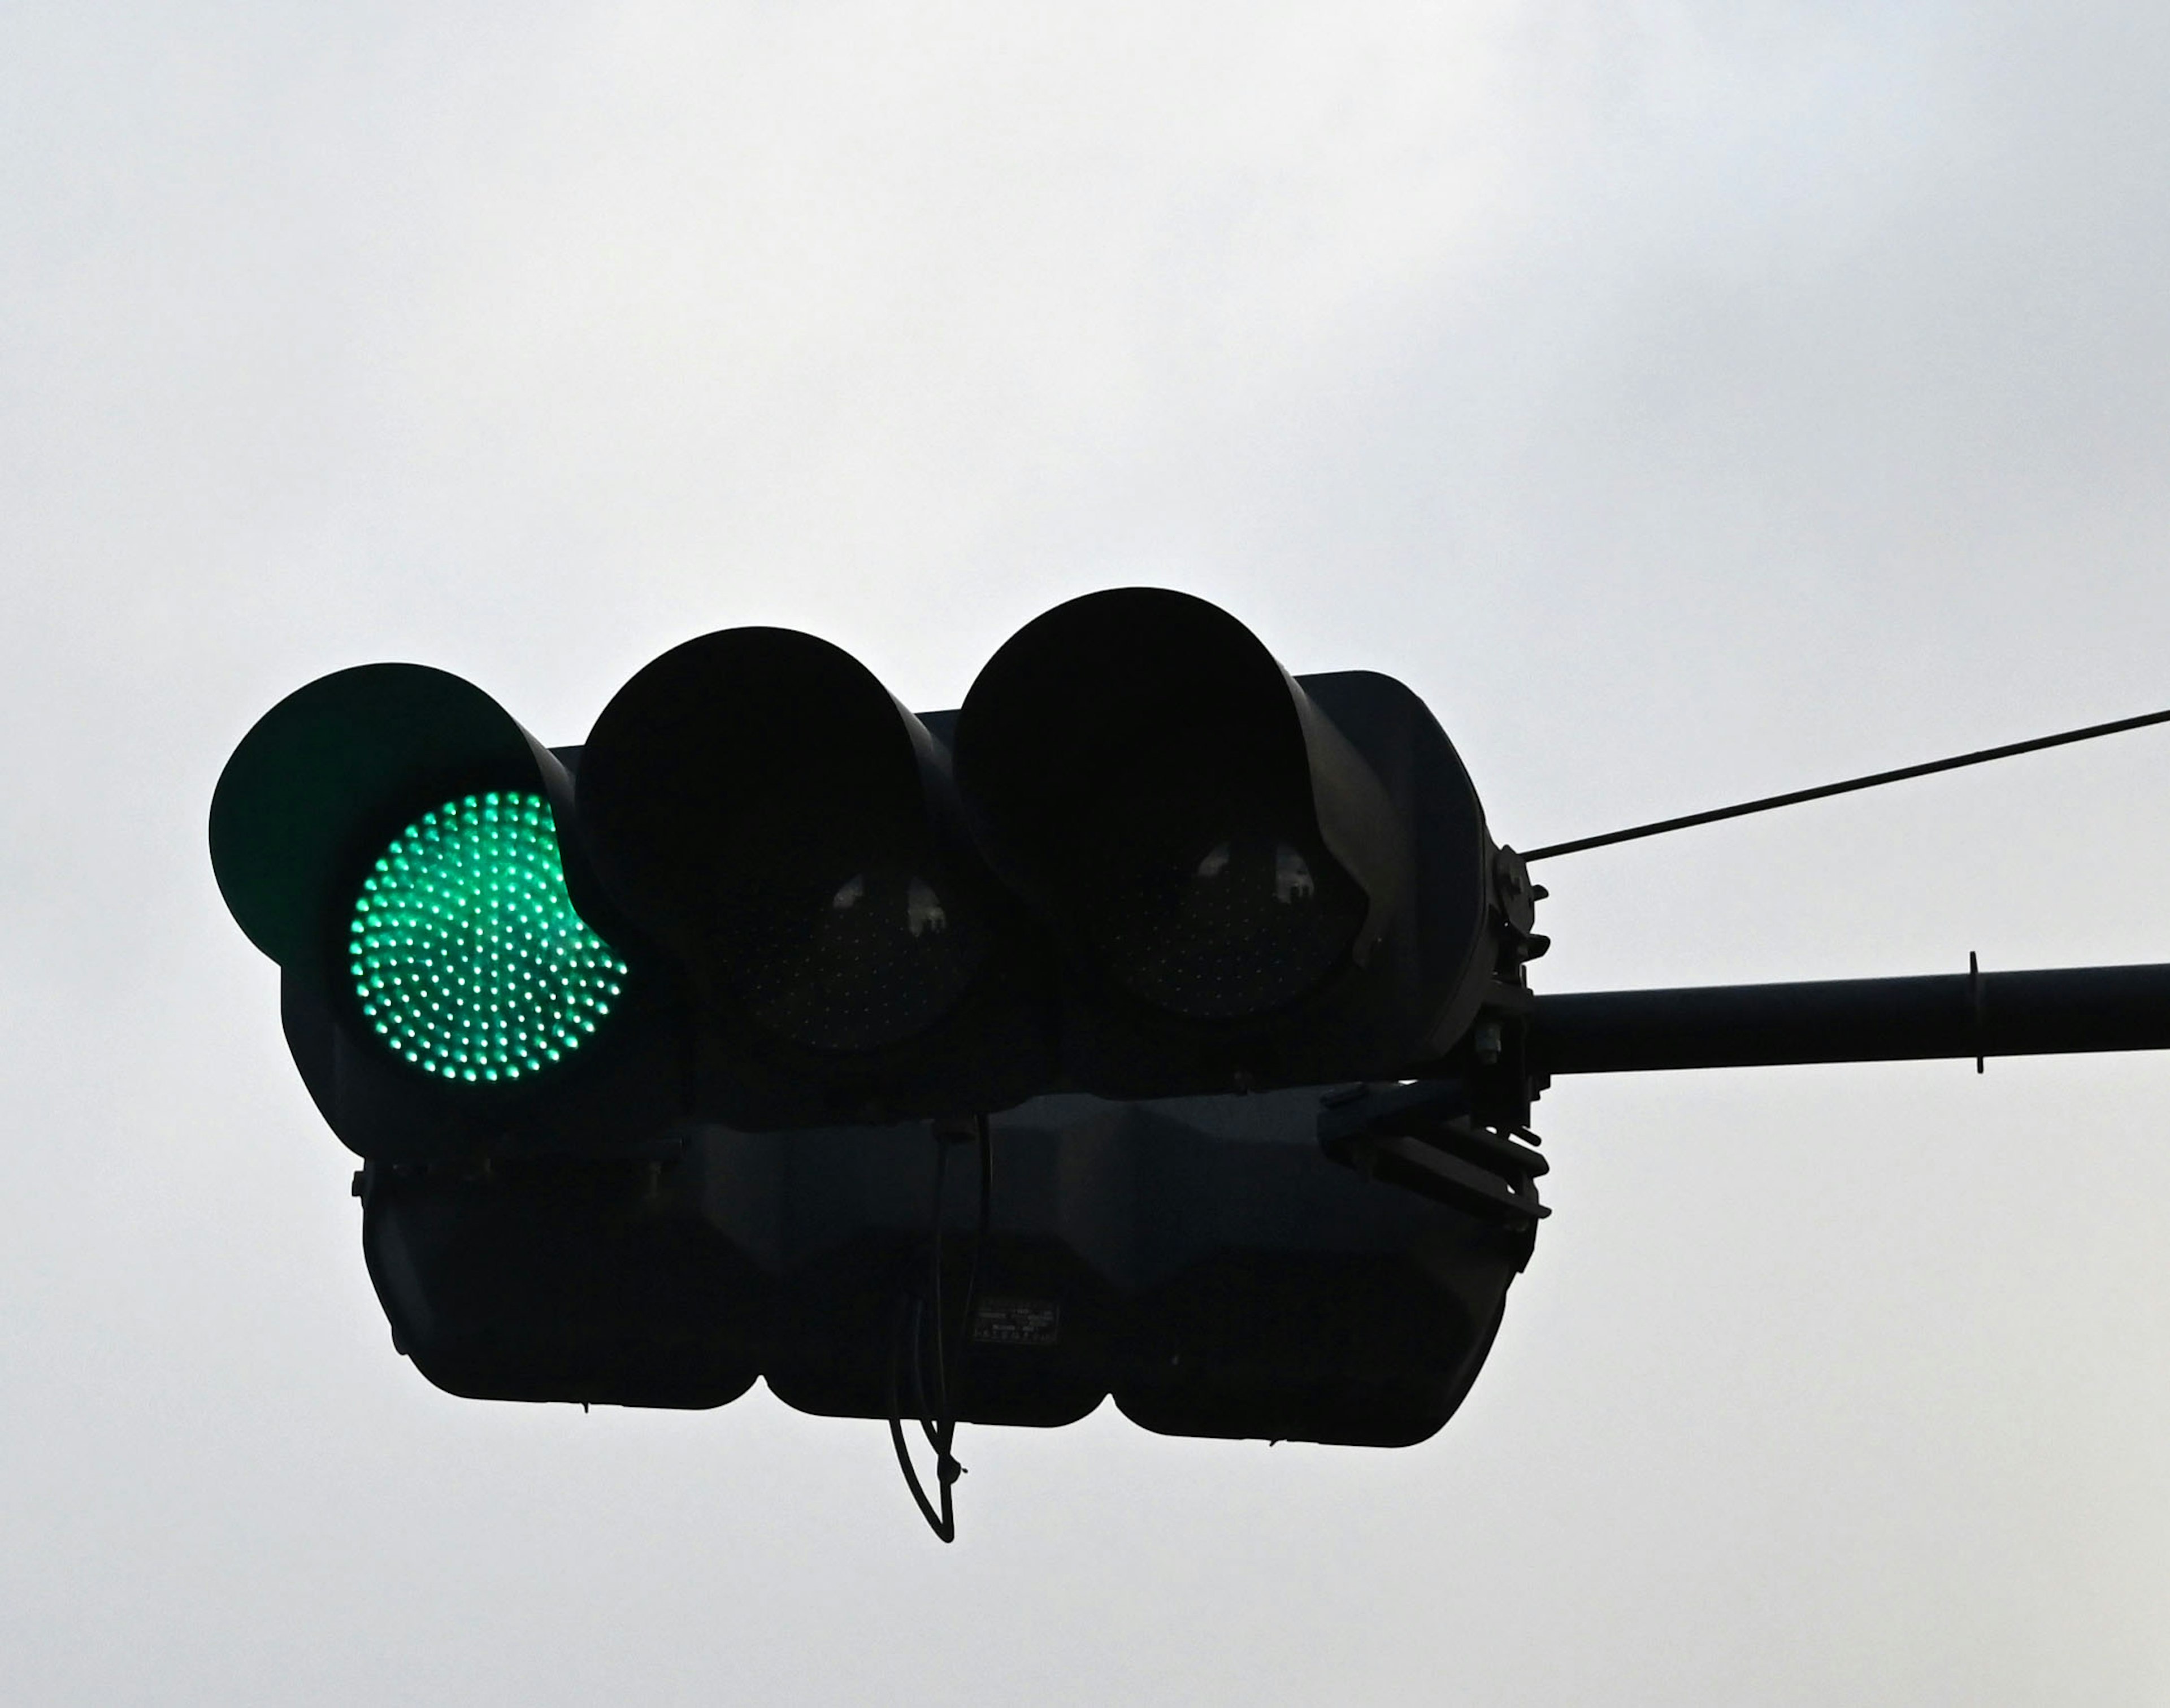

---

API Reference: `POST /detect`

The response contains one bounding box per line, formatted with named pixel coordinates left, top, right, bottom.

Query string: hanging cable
left=1521, top=705, right=2170, bottom=862
left=888, top=1115, right=991, bottom=1543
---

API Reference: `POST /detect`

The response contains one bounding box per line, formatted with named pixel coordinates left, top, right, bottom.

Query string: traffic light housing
left=210, top=595, right=1551, bottom=1474
left=209, top=609, right=2170, bottom=1541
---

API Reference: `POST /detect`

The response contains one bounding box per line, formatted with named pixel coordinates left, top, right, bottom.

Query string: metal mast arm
left=1532, top=961, right=2170, bottom=1074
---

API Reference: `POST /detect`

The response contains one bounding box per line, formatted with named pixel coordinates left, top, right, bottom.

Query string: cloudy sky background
left=7, top=1, right=2170, bottom=1701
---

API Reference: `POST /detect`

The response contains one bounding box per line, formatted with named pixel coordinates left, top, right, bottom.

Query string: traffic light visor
left=578, top=628, right=995, bottom=1053
left=956, top=589, right=1409, bottom=1019
left=212, top=663, right=576, bottom=970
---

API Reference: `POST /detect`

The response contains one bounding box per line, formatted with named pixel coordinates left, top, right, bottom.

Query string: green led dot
left=346, top=789, right=626, bottom=1084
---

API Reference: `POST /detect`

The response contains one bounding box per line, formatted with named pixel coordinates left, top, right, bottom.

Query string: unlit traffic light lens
left=1082, top=822, right=1366, bottom=1018
left=348, top=792, right=628, bottom=1082
left=713, top=842, right=988, bottom=1053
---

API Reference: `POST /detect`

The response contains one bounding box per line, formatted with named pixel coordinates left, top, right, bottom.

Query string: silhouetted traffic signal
left=210, top=590, right=2170, bottom=1536
left=209, top=596, right=1549, bottom=1484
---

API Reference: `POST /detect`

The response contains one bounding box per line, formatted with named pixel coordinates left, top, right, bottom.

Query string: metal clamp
left=1318, top=1081, right=1550, bottom=1232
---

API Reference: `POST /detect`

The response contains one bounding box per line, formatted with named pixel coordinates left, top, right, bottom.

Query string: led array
left=348, top=792, right=627, bottom=1083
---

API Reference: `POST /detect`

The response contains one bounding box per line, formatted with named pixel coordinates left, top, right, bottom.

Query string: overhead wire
left=1521, top=705, right=2170, bottom=862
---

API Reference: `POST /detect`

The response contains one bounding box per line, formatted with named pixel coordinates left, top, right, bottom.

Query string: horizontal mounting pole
left=1531, top=962, right=2170, bottom=1074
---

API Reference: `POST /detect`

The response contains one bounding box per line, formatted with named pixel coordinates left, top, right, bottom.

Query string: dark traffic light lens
left=1082, top=823, right=1366, bottom=1018
left=713, top=848, right=987, bottom=1053
left=348, top=792, right=629, bottom=1083
left=1065, top=731, right=1368, bottom=1019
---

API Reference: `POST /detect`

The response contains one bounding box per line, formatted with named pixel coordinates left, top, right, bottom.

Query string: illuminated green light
left=347, top=791, right=628, bottom=1083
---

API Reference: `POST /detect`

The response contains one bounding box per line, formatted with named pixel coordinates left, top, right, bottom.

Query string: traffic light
left=209, top=597, right=1552, bottom=1492
left=210, top=610, right=2170, bottom=1537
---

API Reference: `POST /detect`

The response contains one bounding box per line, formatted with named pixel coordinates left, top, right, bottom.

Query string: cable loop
left=887, top=1115, right=991, bottom=1543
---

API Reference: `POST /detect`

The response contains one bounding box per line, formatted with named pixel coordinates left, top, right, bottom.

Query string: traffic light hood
left=209, top=663, right=576, bottom=973
left=576, top=627, right=1054, bottom=1120
left=954, top=588, right=1412, bottom=1022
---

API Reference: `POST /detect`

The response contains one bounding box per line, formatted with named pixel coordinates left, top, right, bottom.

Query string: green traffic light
left=347, top=791, right=628, bottom=1083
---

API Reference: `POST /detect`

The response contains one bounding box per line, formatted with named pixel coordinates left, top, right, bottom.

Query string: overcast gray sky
left=6, top=2, right=2170, bottom=1702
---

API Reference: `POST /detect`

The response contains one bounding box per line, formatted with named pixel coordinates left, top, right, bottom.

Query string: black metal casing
left=214, top=597, right=2170, bottom=1472
left=359, top=1087, right=1532, bottom=1448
